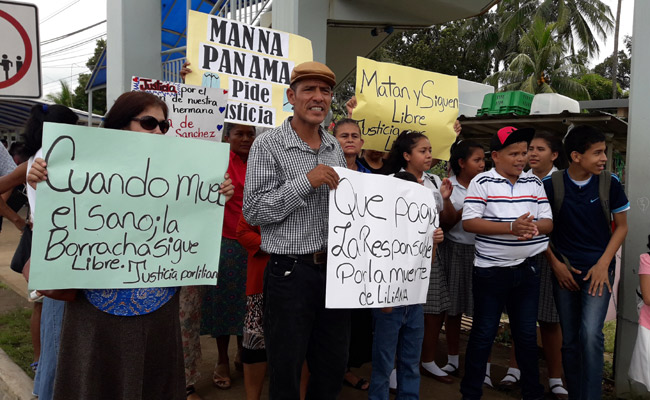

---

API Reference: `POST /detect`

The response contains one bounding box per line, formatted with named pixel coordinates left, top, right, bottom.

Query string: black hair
left=104, top=92, right=168, bottom=130
left=563, top=125, right=606, bottom=160
left=332, top=118, right=360, bottom=136
left=647, top=234, right=650, bottom=251
left=393, top=171, right=419, bottom=183
left=532, top=131, right=568, bottom=169
left=387, top=130, right=428, bottom=173
left=449, top=139, right=484, bottom=175
left=21, top=104, right=78, bottom=158
left=223, top=122, right=255, bottom=138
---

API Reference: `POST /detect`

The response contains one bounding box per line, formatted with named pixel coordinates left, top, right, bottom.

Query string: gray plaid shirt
left=243, top=117, right=345, bottom=254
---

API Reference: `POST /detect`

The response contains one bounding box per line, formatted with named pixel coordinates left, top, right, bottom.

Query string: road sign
left=0, top=1, right=40, bottom=98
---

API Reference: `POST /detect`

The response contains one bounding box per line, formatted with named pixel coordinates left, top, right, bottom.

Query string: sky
left=31, top=0, right=635, bottom=99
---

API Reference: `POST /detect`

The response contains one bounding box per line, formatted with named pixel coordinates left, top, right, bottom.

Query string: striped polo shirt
left=463, top=168, right=552, bottom=268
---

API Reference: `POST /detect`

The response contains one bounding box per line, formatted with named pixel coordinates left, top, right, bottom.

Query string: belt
left=285, top=251, right=328, bottom=265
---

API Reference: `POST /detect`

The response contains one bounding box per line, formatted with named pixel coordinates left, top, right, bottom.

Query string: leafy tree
left=594, top=35, right=631, bottom=91
left=45, top=80, right=75, bottom=107
left=71, top=39, right=107, bottom=114
left=578, top=73, right=622, bottom=100
left=485, top=17, right=589, bottom=100
left=501, top=0, right=614, bottom=57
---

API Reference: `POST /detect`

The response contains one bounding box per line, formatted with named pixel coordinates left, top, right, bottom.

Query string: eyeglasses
left=132, top=116, right=170, bottom=134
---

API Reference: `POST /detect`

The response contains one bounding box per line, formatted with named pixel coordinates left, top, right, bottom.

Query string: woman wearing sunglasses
left=28, top=91, right=234, bottom=400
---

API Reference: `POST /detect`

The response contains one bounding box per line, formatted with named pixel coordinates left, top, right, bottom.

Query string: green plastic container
left=477, top=91, right=534, bottom=116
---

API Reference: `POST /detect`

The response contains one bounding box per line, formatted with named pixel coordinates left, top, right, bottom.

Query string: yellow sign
left=186, top=11, right=313, bottom=128
left=352, top=57, right=459, bottom=160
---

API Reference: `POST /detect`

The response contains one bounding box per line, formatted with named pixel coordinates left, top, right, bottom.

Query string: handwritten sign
left=185, top=11, right=313, bottom=128
left=326, top=168, right=438, bottom=308
left=352, top=57, right=459, bottom=160
left=131, top=76, right=228, bottom=141
left=29, top=123, right=230, bottom=290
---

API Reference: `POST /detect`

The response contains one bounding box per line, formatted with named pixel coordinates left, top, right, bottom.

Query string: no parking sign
left=0, top=0, right=40, bottom=98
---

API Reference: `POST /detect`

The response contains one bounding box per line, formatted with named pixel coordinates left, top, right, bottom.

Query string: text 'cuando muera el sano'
left=41, top=135, right=226, bottom=285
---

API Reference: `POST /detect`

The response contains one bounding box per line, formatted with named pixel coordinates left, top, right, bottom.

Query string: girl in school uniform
left=436, top=140, right=485, bottom=378
left=368, top=131, right=450, bottom=400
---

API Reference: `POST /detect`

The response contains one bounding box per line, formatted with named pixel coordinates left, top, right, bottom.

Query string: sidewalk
left=0, top=219, right=533, bottom=400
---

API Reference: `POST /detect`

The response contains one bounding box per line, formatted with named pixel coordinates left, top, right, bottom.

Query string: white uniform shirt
left=445, top=175, right=475, bottom=245
left=462, top=168, right=552, bottom=268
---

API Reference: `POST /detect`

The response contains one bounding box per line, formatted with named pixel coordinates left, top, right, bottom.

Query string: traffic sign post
left=0, top=0, right=40, bottom=98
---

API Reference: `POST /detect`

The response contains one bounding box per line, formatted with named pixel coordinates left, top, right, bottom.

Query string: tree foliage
left=594, top=35, right=631, bottom=91
left=45, top=39, right=107, bottom=115
left=578, top=73, right=622, bottom=100
left=485, top=18, right=589, bottom=99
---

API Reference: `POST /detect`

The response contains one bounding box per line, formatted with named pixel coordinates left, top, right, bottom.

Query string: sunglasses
left=132, top=116, right=170, bottom=133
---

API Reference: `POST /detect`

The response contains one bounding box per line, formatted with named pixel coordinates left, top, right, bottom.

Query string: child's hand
left=180, top=62, right=192, bottom=83
left=345, top=96, right=357, bottom=118
left=433, top=228, right=444, bottom=244
left=219, top=173, right=234, bottom=202
left=584, top=260, right=612, bottom=296
left=511, top=212, right=536, bottom=240
left=27, top=158, right=47, bottom=189
left=440, top=178, right=453, bottom=200
left=550, top=259, right=580, bottom=291
left=380, top=307, right=393, bottom=313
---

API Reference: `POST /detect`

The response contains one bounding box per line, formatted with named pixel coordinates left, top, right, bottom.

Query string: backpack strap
left=550, top=170, right=565, bottom=218
left=598, top=171, right=612, bottom=235
left=426, top=173, right=439, bottom=189
left=548, top=170, right=575, bottom=270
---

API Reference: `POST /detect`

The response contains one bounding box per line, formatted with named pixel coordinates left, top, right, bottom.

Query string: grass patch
left=604, top=320, right=616, bottom=353
left=0, top=308, right=34, bottom=378
left=0, top=282, right=9, bottom=290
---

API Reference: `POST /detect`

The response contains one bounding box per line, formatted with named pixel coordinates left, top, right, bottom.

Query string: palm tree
left=500, top=0, right=614, bottom=57
left=485, top=17, right=589, bottom=99
left=45, top=80, right=74, bottom=107
left=611, top=0, right=623, bottom=98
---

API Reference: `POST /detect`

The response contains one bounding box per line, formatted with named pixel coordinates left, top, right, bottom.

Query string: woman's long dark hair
left=387, top=130, right=428, bottom=173
left=22, top=104, right=78, bottom=158
left=104, top=92, right=168, bottom=130
left=532, top=131, right=568, bottom=170
left=449, top=139, right=484, bottom=176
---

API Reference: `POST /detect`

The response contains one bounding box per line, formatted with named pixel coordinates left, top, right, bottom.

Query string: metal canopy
left=458, top=111, right=629, bottom=151
left=0, top=98, right=103, bottom=133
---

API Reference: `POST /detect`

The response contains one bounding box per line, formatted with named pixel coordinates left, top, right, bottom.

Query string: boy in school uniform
left=543, top=125, right=629, bottom=400
left=460, top=126, right=552, bottom=400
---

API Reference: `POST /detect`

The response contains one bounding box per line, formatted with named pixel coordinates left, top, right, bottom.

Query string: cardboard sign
left=326, top=168, right=438, bottom=308
left=29, top=123, right=230, bottom=290
left=185, top=11, right=313, bottom=128
left=352, top=57, right=459, bottom=160
left=132, top=76, right=228, bottom=141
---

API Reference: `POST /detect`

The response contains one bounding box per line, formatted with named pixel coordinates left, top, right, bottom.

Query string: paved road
left=0, top=214, right=532, bottom=399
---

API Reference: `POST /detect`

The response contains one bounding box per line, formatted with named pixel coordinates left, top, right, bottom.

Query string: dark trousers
left=264, top=255, right=351, bottom=400
left=460, top=260, right=544, bottom=400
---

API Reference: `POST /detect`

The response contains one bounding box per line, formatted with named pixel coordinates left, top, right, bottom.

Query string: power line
left=41, top=20, right=106, bottom=45
left=41, top=34, right=106, bottom=58
left=42, top=52, right=95, bottom=63
left=43, top=71, right=86, bottom=86
left=42, top=0, right=80, bottom=23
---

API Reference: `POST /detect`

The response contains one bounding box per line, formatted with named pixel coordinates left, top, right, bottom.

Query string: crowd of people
left=0, top=58, right=644, bottom=400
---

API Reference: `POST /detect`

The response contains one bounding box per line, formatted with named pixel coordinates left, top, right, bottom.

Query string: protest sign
left=352, top=57, right=459, bottom=160
left=326, top=167, right=438, bottom=309
left=185, top=11, right=313, bottom=128
left=29, top=123, right=230, bottom=290
left=132, top=76, right=228, bottom=141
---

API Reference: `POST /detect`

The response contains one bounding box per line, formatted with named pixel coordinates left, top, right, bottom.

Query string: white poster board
left=132, top=76, right=228, bottom=141
left=326, top=168, right=438, bottom=308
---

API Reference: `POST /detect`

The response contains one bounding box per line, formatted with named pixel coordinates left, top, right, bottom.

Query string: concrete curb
left=0, top=348, right=35, bottom=400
